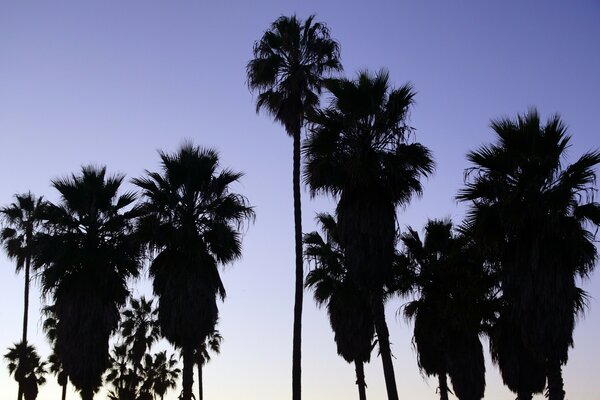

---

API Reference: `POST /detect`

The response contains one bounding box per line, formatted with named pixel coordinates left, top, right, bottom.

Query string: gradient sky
left=1, top=1, right=599, bottom=399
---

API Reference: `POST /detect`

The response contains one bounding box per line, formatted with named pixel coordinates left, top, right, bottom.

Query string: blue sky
left=1, top=1, right=599, bottom=399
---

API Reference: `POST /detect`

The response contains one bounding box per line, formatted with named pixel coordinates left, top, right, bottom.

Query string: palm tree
left=194, top=329, right=223, bottom=400
left=43, top=306, right=69, bottom=400
left=4, top=341, right=47, bottom=400
left=134, top=143, right=254, bottom=400
left=140, top=351, right=180, bottom=400
left=120, top=296, right=161, bottom=375
left=304, top=213, right=374, bottom=400
left=1, top=193, right=47, bottom=400
left=34, top=166, right=143, bottom=400
left=304, top=70, right=434, bottom=400
left=105, top=343, right=137, bottom=400
left=401, top=220, right=488, bottom=400
left=457, top=109, right=600, bottom=400
left=247, top=15, right=342, bottom=400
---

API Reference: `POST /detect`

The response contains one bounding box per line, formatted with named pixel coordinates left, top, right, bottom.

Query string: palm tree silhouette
left=401, top=220, right=488, bottom=400
left=305, top=213, right=374, bottom=400
left=120, top=296, right=161, bottom=377
left=458, top=109, right=600, bottom=400
left=4, top=341, right=47, bottom=400
left=34, top=166, right=143, bottom=400
left=134, top=143, right=254, bottom=400
left=106, top=343, right=137, bottom=400
left=304, top=70, right=434, bottom=400
left=42, top=305, right=69, bottom=400
left=1, top=193, right=47, bottom=400
left=142, top=351, right=180, bottom=400
left=193, top=329, right=222, bottom=400
left=247, top=15, right=342, bottom=399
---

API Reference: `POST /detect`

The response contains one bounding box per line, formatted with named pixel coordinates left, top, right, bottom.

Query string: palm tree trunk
left=517, top=392, right=532, bottom=400
left=61, top=383, right=67, bottom=400
left=546, top=359, right=565, bottom=400
left=80, top=388, right=93, bottom=400
left=354, top=361, right=367, bottom=400
left=18, top=256, right=31, bottom=400
left=197, top=363, right=203, bottom=400
left=438, top=373, right=449, bottom=400
left=182, top=347, right=194, bottom=400
left=371, top=295, right=399, bottom=400
left=292, top=126, right=304, bottom=400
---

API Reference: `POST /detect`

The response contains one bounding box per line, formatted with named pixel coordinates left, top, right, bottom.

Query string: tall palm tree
left=120, top=296, right=161, bottom=374
left=304, top=70, right=434, bottom=400
left=304, top=213, right=374, bottom=400
left=1, top=192, right=47, bottom=400
left=457, top=109, right=600, bottom=400
left=4, top=341, right=47, bottom=400
left=34, top=166, right=143, bottom=400
left=42, top=305, right=69, bottom=400
left=194, top=329, right=222, bottom=400
left=401, top=220, right=488, bottom=400
left=134, top=143, right=254, bottom=400
left=247, top=15, right=342, bottom=400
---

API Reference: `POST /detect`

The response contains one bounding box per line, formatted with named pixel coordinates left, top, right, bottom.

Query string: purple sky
left=1, top=1, right=599, bottom=399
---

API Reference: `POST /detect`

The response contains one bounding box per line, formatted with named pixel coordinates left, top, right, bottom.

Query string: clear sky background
left=1, top=1, right=599, bottom=399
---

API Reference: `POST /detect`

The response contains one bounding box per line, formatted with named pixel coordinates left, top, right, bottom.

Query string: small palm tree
left=120, top=296, right=161, bottom=374
left=140, top=351, right=180, bottom=400
left=304, top=70, right=434, bottom=400
left=193, top=329, right=222, bottom=400
left=34, top=166, right=143, bottom=400
left=43, top=305, right=69, bottom=400
left=134, top=143, right=254, bottom=400
left=105, top=343, right=137, bottom=400
left=401, top=220, right=489, bottom=400
left=457, top=109, right=600, bottom=400
left=1, top=192, right=48, bottom=400
left=4, top=341, right=47, bottom=400
left=247, top=16, right=342, bottom=399
left=305, top=213, right=374, bottom=400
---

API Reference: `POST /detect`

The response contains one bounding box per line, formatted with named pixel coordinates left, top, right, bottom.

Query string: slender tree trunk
left=80, top=388, right=93, bottom=400
left=517, top=392, right=532, bottom=400
left=17, top=256, right=31, bottom=400
left=292, top=127, right=304, bottom=400
left=61, top=383, right=67, bottom=400
left=371, top=295, right=399, bottom=400
left=438, top=373, right=449, bottom=400
left=182, top=347, right=194, bottom=400
left=198, top=363, right=203, bottom=400
left=354, top=361, right=367, bottom=400
left=546, top=359, right=565, bottom=400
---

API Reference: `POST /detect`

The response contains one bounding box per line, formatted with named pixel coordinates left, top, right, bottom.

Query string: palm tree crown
left=134, top=143, right=254, bottom=400
left=34, top=165, right=143, bottom=400
left=457, top=109, right=600, bottom=400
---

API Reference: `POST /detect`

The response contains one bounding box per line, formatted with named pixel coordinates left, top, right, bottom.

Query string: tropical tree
left=4, top=341, right=47, bottom=400
left=304, top=213, right=374, bottom=400
left=193, top=329, right=223, bottom=400
left=141, top=351, right=180, bottom=400
left=247, top=15, right=342, bottom=400
left=401, top=219, right=489, bottom=400
left=134, top=143, right=254, bottom=400
left=120, top=296, right=161, bottom=373
left=34, top=166, right=143, bottom=400
left=457, top=109, right=600, bottom=400
left=105, top=343, right=137, bottom=400
left=304, top=69, right=434, bottom=400
left=43, top=306, right=69, bottom=400
left=1, top=192, right=48, bottom=400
